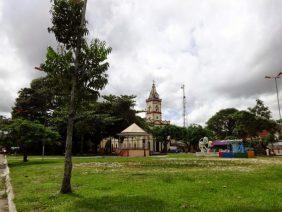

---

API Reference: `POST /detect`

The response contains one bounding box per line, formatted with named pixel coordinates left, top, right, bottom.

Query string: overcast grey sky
left=0, top=0, right=282, bottom=125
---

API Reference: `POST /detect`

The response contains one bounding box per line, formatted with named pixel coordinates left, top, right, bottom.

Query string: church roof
left=148, top=82, right=160, bottom=100
left=118, top=123, right=149, bottom=136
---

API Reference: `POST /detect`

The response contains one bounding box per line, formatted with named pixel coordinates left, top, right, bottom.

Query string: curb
left=3, top=156, right=16, bottom=212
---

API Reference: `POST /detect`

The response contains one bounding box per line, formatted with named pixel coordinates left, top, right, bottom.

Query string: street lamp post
left=265, top=72, right=282, bottom=120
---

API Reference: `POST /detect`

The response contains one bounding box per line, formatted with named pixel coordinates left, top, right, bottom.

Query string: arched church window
left=155, top=105, right=159, bottom=112
left=148, top=106, right=151, bottom=112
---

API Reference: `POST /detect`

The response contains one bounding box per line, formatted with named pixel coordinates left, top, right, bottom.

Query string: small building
left=117, top=123, right=154, bottom=157
left=99, top=123, right=169, bottom=155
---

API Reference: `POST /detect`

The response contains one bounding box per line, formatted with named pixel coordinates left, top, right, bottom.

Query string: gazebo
left=117, top=123, right=153, bottom=157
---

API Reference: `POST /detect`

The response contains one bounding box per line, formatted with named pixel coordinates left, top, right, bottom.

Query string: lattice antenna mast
left=181, top=84, right=187, bottom=127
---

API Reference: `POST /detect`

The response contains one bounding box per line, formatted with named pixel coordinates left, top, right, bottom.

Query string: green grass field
left=8, top=154, right=282, bottom=211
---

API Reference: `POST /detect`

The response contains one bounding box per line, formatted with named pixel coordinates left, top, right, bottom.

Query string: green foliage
left=3, top=119, right=59, bottom=161
left=45, top=0, right=112, bottom=103
left=41, top=47, right=74, bottom=95
left=207, top=101, right=279, bottom=139
left=73, top=95, right=147, bottom=152
left=42, top=41, right=111, bottom=102
left=262, top=133, right=276, bottom=144
left=257, top=118, right=278, bottom=134
left=184, top=124, right=211, bottom=145
left=12, top=77, right=54, bottom=124
left=151, top=124, right=210, bottom=152
left=248, top=99, right=271, bottom=120
left=206, top=108, right=238, bottom=139
left=0, top=116, right=10, bottom=127
left=152, top=125, right=182, bottom=143
left=5, top=119, right=59, bottom=144
left=233, top=110, right=258, bottom=138
left=0, top=116, right=10, bottom=143
left=48, top=0, right=88, bottom=49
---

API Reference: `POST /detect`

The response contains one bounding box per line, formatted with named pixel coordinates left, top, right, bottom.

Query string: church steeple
left=148, top=81, right=160, bottom=100
left=146, top=81, right=162, bottom=125
left=145, top=81, right=170, bottom=126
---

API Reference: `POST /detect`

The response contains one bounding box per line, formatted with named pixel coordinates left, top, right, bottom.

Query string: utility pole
left=181, top=84, right=187, bottom=127
left=265, top=72, right=282, bottom=120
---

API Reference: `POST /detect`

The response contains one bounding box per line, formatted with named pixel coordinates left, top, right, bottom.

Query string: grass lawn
left=8, top=154, right=282, bottom=212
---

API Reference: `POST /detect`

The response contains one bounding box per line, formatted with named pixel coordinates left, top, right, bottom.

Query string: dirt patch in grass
left=75, top=162, right=123, bottom=169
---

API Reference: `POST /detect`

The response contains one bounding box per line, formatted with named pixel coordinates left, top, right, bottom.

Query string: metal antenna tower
left=181, top=84, right=187, bottom=127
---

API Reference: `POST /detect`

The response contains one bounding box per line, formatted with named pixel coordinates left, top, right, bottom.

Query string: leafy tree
left=0, top=116, right=10, bottom=127
left=74, top=95, right=148, bottom=154
left=256, top=118, right=279, bottom=134
left=152, top=125, right=183, bottom=153
left=43, top=0, right=111, bottom=193
left=151, top=124, right=211, bottom=153
left=151, top=126, right=167, bottom=152
left=206, top=108, right=238, bottom=139
left=207, top=105, right=279, bottom=141
left=248, top=99, right=271, bottom=120
left=233, top=111, right=258, bottom=139
left=262, top=133, right=276, bottom=145
left=183, top=124, right=211, bottom=152
left=3, top=119, right=59, bottom=162
left=0, top=116, right=10, bottom=143
left=12, top=77, right=54, bottom=124
left=100, top=95, right=137, bottom=133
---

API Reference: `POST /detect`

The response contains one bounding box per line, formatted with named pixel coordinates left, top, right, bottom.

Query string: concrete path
left=0, top=154, right=8, bottom=211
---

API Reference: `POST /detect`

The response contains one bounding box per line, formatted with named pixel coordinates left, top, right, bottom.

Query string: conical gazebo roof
left=118, top=123, right=149, bottom=136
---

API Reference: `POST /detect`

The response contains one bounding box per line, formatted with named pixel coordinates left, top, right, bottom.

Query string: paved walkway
left=0, top=154, right=9, bottom=211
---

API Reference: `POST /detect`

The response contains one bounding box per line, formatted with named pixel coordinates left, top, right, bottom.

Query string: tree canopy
left=206, top=108, right=238, bottom=139
left=248, top=99, right=272, bottom=120
left=151, top=124, right=211, bottom=152
left=2, top=119, right=59, bottom=162
left=12, top=77, right=54, bottom=124
left=207, top=101, right=278, bottom=140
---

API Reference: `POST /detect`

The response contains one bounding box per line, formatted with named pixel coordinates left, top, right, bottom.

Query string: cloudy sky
left=0, top=0, right=282, bottom=126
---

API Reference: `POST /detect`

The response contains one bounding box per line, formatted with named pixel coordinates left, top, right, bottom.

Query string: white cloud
left=1, top=0, right=282, bottom=125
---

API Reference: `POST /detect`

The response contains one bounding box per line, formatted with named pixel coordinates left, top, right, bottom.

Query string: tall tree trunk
left=188, top=143, right=191, bottom=152
left=23, top=151, right=28, bottom=162
left=60, top=0, right=87, bottom=194
left=185, top=143, right=189, bottom=153
left=60, top=75, right=76, bottom=194
left=162, top=141, right=168, bottom=153
left=80, top=135, right=84, bottom=154
left=21, top=143, right=28, bottom=162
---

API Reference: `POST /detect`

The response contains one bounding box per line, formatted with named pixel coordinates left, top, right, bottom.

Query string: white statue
left=199, top=137, right=209, bottom=153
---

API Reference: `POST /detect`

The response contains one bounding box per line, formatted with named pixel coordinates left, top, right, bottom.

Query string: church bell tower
left=146, top=81, right=163, bottom=125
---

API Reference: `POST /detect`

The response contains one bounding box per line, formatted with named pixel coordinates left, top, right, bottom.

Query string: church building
left=146, top=82, right=170, bottom=126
